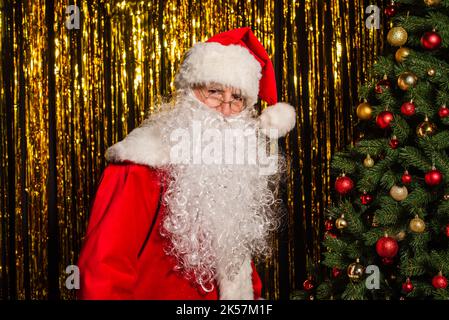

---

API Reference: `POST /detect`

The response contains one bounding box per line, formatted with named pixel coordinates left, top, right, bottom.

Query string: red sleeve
left=251, top=261, right=263, bottom=299
left=77, top=163, right=162, bottom=300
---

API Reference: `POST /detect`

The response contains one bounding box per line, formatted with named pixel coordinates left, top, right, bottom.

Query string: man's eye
left=232, top=95, right=243, bottom=101
left=208, top=89, right=224, bottom=96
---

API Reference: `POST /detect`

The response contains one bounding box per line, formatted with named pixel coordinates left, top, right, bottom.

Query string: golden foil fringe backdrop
left=0, top=0, right=384, bottom=299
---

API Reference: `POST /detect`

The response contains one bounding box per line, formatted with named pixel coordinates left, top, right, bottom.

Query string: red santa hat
left=175, top=27, right=296, bottom=138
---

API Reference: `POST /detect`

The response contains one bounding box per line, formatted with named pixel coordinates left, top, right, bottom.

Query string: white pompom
left=259, top=102, right=296, bottom=138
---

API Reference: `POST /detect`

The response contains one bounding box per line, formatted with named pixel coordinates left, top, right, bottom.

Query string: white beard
left=145, top=90, right=284, bottom=295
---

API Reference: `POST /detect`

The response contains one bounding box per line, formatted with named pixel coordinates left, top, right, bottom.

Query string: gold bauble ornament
left=395, top=47, right=411, bottom=63
left=416, top=116, right=437, bottom=137
left=409, top=215, right=426, bottom=233
left=363, top=154, right=375, bottom=168
left=398, top=72, right=418, bottom=91
left=390, top=185, right=408, bottom=201
left=387, top=27, right=408, bottom=46
left=424, top=0, right=441, bottom=6
left=444, top=194, right=449, bottom=201
left=396, top=230, right=406, bottom=241
left=347, top=258, right=365, bottom=282
left=335, top=215, right=348, bottom=230
left=427, top=68, right=436, bottom=77
left=356, top=101, right=373, bottom=120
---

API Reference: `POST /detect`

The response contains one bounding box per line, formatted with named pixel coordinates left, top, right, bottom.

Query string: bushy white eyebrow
left=204, top=83, right=242, bottom=96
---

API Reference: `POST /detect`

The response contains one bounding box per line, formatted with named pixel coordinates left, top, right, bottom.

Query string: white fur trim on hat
left=259, top=102, right=296, bottom=138
left=175, top=42, right=262, bottom=107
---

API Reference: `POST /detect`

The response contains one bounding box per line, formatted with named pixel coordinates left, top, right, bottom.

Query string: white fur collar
left=105, top=123, right=171, bottom=167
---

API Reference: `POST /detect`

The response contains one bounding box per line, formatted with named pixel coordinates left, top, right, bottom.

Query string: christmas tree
left=297, top=0, right=449, bottom=300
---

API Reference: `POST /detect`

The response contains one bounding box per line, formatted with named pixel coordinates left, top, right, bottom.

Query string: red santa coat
left=77, top=161, right=263, bottom=300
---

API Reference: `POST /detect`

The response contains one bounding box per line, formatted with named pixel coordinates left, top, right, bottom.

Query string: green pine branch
left=428, top=250, right=449, bottom=275
left=437, top=199, right=449, bottom=216
left=358, top=84, right=371, bottom=100
left=409, top=232, right=431, bottom=255
left=433, top=289, right=449, bottom=300
left=316, top=281, right=333, bottom=300
left=341, top=282, right=367, bottom=300
left=323, top=236, right=347, bottom=252
left=437, top=89, right=449, bottom=106
left=401, top=186, right=433, bottom=211
left=406, top=280, right=434, bottom=298
left=391, top=115, right=411, bottom=142
left=399, top=146, right=432, bottom=171
left=330, top=152, right=358, bottom=174
left=379, top=169, right=397, bottom=190
left=363, top=228, right=386, bottom=246
left=428, top=131, right=449, bottom=150
left=355, top=138, right=386, bottom=156
left=432, top=151, right=449, bottom=184
left=399, top=255, right=428, bottom=277
left=322, top=251, right=348, bottom=270
left=372, top=56, right=395, bottom=78
left=374, top=204, right=401, bottom=226
left=357, top=153, right=397, bottom=192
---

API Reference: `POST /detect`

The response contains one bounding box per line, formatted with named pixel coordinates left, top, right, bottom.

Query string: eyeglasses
left=198, top=87, right=246, bottom=113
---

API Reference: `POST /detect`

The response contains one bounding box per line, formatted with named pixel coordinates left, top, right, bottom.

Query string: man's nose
left=220, top=103, right=232, bottom=116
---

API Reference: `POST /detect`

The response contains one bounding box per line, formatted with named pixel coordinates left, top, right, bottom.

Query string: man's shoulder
left=103, top=160, right=165, bottom=182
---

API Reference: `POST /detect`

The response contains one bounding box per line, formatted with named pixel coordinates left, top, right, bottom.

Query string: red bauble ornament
left=384, top=3, right=398, bottom=17
left=335, top=175, right=354, bottom=195
left=402, top=278, right=414, bottom=293
left=425, top=168, right=443, bottom=186
left=376, top=111, right=394, bottom=129
left=432, top=273, right=448, bottom=289
left=389, top=137, right=400, bottom=149
left=325, top=219, right=334, bottom=231
left=421, top=31, right=442, bottom=50
left=438, top=105, right=449, bottom=118
left=332, top=267, right=342, bottom=278
left=360, top=192, right=374, bottom=205
left=376, top=235, right=399, bottom=258
left=375, top=79, right=392, bottom=94
left=400, top=101, right=416, bottom=116
left=303, top=279, right=314, bottom=291
left=401, top=171, right=412, bottom=184
left=445, top=224, right=449, bottom=237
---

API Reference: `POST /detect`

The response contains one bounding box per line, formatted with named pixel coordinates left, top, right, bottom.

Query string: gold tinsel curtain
left=0, top=0, right=385, bottom=299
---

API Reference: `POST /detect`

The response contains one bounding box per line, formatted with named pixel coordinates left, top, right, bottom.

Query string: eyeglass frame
left=195, top=85, right=247, bottom=112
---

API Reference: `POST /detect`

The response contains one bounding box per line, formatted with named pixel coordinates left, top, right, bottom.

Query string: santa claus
left=77, top=27, right=296, bottom=300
